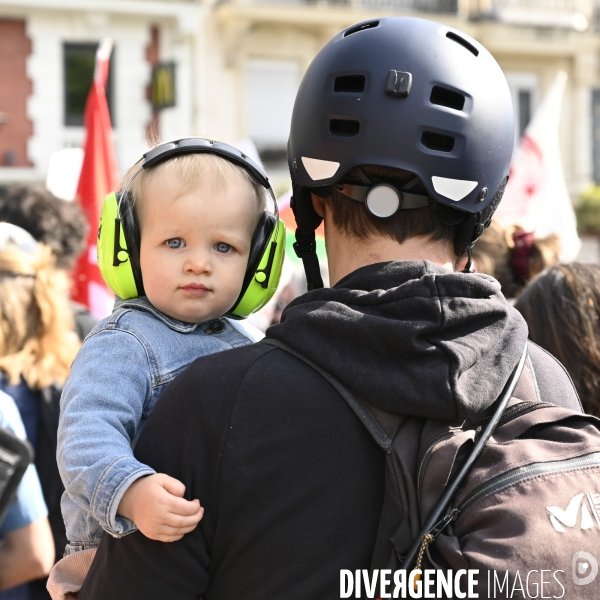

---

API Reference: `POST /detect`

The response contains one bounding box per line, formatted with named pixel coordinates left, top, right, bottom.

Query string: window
left=64, top=43, right=114, bottom=127
left=518, top=90, right=532, bottom=139
left=246, top=59, right=300, bottom=154
left=505, top=73, right=539, bottom=145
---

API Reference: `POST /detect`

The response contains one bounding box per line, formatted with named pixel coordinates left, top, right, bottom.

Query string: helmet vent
left=343, top=21, right=380, bottom=37
left=334, top=75, right=366, bottom=93
left=421, top=131, right=455, bottom=152
left=330, top=119, right=360, bottom=137
left=446, top=32, right=479, bottom=57
left=430, top=86, right=465, bottom=111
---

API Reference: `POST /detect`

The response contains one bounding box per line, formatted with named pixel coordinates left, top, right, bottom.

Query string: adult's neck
left=317, top=199, right=456, bottom=286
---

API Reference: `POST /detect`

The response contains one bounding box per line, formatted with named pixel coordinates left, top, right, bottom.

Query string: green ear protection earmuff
left=97, top=138, right=286, bottom=319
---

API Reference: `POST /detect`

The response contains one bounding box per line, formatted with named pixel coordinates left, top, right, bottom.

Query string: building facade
left=0, top=0, right=599, bottom=196
left=0, top=0, right=199, bottom=189
left=211, top=0, right=600, bottom=189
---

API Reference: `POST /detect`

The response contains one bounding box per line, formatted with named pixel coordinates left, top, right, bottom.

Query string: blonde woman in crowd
left=0, top=184, right=95, bottom=341
left=0, top=223, right=80, bottom=599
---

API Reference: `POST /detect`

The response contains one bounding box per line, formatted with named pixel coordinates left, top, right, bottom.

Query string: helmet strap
left=461, top=247, right=475, bottom=274
left=293, top=228, right=324, bottom=290
left=336, top=183, right=431, bottom=211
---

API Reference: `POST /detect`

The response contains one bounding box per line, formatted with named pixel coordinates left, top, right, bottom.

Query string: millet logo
left=546, top=493, right=600, bottom=532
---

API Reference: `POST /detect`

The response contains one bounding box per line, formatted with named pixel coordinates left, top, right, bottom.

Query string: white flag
left=494, top=71, right=580, bottom=261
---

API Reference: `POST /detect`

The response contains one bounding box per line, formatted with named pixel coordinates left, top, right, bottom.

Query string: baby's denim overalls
left=57, top=296, right=259, bottom=550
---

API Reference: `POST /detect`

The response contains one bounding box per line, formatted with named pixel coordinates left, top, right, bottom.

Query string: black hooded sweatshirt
left=80, top=262, right=581, bottom=600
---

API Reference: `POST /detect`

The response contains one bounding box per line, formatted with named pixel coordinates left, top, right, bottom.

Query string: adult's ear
left=311, top=193, right=326, bottom=218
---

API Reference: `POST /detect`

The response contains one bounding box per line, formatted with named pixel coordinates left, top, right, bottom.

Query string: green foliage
left=576, top=186, right=600, bottom=234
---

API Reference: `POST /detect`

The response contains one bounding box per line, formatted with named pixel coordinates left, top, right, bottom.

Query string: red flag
left=71, top=38, right=118, bottom=320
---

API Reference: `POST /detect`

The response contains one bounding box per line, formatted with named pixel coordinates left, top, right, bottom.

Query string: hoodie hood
left=266, top=261, right=528, bottom=422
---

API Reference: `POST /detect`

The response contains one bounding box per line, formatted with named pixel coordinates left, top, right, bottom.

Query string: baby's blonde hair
left=0, top=243, right=81, bottom=389
left=122, top=152, right=267, bottom=225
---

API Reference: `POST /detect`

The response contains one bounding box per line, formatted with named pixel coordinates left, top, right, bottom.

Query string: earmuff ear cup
left=228, top=214, right=286, bottom=319
left=248, top=212, right=276, bottom=275
left=118, top=192, right=145, bottom=296
left=97, top=191, right=144, bottom=300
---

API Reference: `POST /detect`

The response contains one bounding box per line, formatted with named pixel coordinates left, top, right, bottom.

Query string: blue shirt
left=0, top=390, right=48, bottom=600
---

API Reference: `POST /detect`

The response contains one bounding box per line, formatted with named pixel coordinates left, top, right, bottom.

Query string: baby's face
left=138, top=174, right=258, bottom=323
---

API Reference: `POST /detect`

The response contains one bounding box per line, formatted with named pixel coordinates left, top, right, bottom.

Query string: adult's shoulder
left=527, top=340, right=583, bottom=412
left=152, top=342, right=280, bottom=417
left=181, top=339, right=325, bottom=392
left=186, top=340, right=277, bottom=377
left=152, top=340, right=324, bottom=427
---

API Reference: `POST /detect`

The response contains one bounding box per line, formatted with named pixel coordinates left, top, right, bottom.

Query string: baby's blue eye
left=165, top=238, right=185, bottom=249
left=215, top=242, right=232, bottom=254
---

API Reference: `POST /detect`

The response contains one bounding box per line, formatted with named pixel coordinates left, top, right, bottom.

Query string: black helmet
left=288, top=17, right=514, bottom=287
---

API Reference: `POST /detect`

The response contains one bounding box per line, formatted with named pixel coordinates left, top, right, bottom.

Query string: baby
left=49, top=140, right=283, bottom=598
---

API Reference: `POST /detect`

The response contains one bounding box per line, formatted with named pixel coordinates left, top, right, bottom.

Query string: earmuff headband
left=119, top=138, right=279, bottom=219
left=144, top=139, right=282, bottom=248
left=143, top=138, right=270, bottom=189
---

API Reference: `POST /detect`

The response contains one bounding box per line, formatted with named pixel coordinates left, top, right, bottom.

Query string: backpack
left=0, top=377, right=67, bottom=559
left=271, top=339, right=600, bottom=599
left=0, top=424, right=34, bottom=526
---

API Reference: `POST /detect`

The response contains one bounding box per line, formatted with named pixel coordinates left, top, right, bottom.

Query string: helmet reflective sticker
left=301, top=157, right=340, bottom=181
left=431, top=177, right=478, bottom=202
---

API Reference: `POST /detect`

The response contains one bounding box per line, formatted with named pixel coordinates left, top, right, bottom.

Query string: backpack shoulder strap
left=401, top=343, right=529, bottom=570
left=512, top=343, right=540, bottom=404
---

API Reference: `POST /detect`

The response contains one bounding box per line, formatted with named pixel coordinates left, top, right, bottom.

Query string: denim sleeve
left=57, top=329, right=156, bottom=537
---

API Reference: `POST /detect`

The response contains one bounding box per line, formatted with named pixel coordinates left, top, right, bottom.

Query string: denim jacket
left=58, top=296, right=260, bottom=546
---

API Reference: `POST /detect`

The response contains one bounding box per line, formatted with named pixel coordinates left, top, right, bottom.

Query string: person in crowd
left=0, top=184, right=95, bottom=340
left=463, top=221, right=560, bottom=299
left=77, top=18, right=582, bottom=599
left=49, top=145, right=276, bottom=599
left=0, top=517, right=53, bottom=599
left=0, top=223, right=80, bottom=598
left=515, top=262, right=600, bottom=417
left=268, top=268, right=305, bottom=325
left=0, top=390, right=54, bottom=598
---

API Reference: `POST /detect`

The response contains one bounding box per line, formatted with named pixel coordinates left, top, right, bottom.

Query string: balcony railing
left=225, top=0, right=458, bottom=12
left=220, top=0, right=597, bottom=30
left=490, top=0, right=594, bottom=30
left=314, top=0, right=458, bottom=11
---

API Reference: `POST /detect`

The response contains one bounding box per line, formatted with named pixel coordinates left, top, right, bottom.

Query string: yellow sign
left=152, top=62, right=176, bottom=110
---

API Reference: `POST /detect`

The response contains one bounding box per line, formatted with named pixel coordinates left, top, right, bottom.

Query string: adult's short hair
left=321, top=165, right=455, bottom=247
left=0, top=184, right=89, bottom=270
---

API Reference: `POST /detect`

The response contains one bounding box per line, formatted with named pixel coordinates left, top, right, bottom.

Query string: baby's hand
left=117, top=473, right=204, bottom=542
